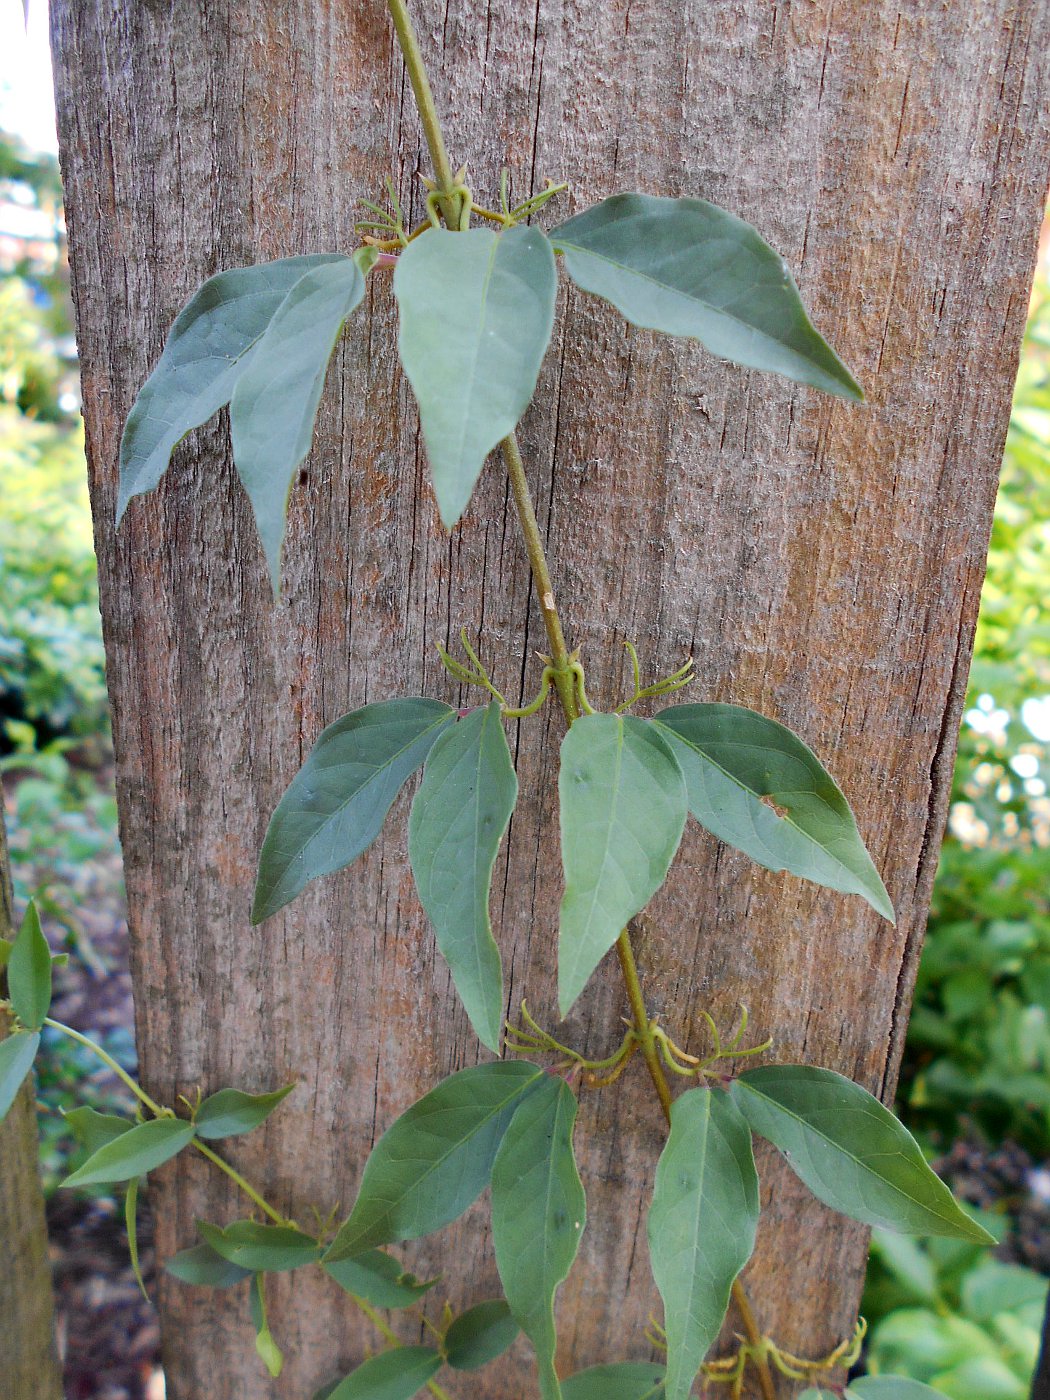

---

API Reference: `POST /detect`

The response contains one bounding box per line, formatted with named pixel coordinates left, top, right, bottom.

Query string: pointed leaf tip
left=8, top=899, right=52, bottom=1029
left=652, top=703, right=894, bottom=922
left=550, top=193, right=864, bottom=400
left=394, top=226, right=557, bottom=528
left=730, top=1065, right=993, bottom=1243
left=558, top=714, right=687, bottom=1015
left=230, top=256, right=367, bottom=591
left=409, top=702, right=517, bottom=1050
left=117, top=254, right=346, bottom=521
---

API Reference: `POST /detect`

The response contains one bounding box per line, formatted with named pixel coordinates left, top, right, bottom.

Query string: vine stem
left=385, top=0, right=460, bottom=227
left=47, top=1016, right=459, bottom=1397
left=384, top=1, right=777, bottom=1393
left=499, top=443, right=778, bottom=1400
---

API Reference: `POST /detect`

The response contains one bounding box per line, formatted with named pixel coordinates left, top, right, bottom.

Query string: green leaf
left=647, top=1087, right=759, bottom=1400
left=324, top=1347, right=443, bottom=1400
left=558, top=714, right=687, bottom=1015
left=651, top=703, right=894, bottom=921
left=8, top=899, right=52, bottom=1029
left=549, top=193, right=862, bottom=400
left=229, top=256, right=367, bottom=588
left=0, top=1030, right=39, bottom=1123
left=561, top=1364, right=666, bottom=1400
left=63, top=1106, right=136, bottom=1155
left=61, top=1115, right=196, bottom=1188
left=729, top=1066, right=993, bottom=1242
left=196, top=1220, right=322, bottom=1273
left=393, top=226, right=557, bottom=527
left=323, top=1250, right=438, bottom=1310
left=165, top=1241, right=253, bottom=1288
left=126, top=1176, right=148, bottom=1299
left=193, top=1083, right=295, bottom=1139
left=846, top=1380, right=950, bottom=1399
left=117, top=254, right=344, bottom=518
left=252, top=698, right=456, bottom=923
left=959, top=1258, right=1048, bottom=1321
left=324, top=1060, right=544, bottom=1263
left=443, top=1299, right=519, bottom=1371
left=408, top=702, right=517, bottom=1050
left=249, top=1273, right=284, bottom=1378
left=492, top=1076, right=586, bottom=1400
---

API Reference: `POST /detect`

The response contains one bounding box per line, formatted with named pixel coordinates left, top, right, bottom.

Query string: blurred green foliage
left=863, top=1226, right=1047, bottom=1400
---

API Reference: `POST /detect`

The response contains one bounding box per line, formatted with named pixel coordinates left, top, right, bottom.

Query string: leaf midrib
left=556, top=235, right=801, bottom=360
left=736, top=1080, right=962, bottom=1230
left=338, top=1069, right=542, bottom=1251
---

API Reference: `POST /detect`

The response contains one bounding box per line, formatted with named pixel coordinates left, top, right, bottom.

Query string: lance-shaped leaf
left=492, top=1076, right=586, bottom=1400
left=323, top=1250, right=437, bottom=1309
left=197, top=1220, right=322, bottom=1272
left=558, top=714, right=687, bottom=1015
left=61, top=1116, right=196, bottom=1188
left=549, top=194, right=862, bottom=400
left=0, top=1030, right=39, bottom=1123
left=324, top=1347, right=443, bottom=1400
left=325, top=1060, right=545, bottom=1263
left=64, top=1106, right=136, bottom=1155
left=562, top=1365, right=666, bottom=1400
left=8, top=899, right=52, bottom=1029
left=729, top=1066, right=993, bottom=1242
left=651, top=703, right=894, bottom=922
left=194, top=1083, right=295, bottom=1139
left=252, top=698, right=456, bottom=923
left=165, top=1241, right=253, bottom=1288
left=408, top=703, right=517, bottom=1051
left=443, top=1299, right=519, bottom=1371
left=394, top=226, right=557, bottom=527
left=118, top=254, right=344, bottom=517
left=230, top=254, right=369, bottom=587
left=647, top=1088, right=759, bottom=1400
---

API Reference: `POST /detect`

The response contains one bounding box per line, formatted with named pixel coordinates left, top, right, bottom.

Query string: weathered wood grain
left=50, top=1, right=1050, bottom=1395
left=0, top=815, right=62, bottom=1399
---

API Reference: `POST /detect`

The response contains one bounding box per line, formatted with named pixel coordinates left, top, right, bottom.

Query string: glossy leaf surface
left=64, top=1106, right=135, bottom=1155
left=558, top=713, right=687, bottom=1014
left=325, top=1348, right=443, bottom=1400
left=8, top=900, right=51, bottom=1029
left=730, top=1066, right=993, bottom=1241
left=117, top=255, right=342, bottom=516
left=549, top=194, right=862, bottom=400
left=648, top=1088, right=759, bottom=1400
left=492, top=1076, right=586, bottom=1399
left=325, top=1060, right=545, bottom=1262
left=408, top=702, right=517, bottom=1050
left=443, top=1299, right=519, bottom=1371
left=323, top=1250, right=437, bottom=1309
left=253, top=698, right=455, bottom=923
left=165, top=1241, right=253, bottom=1288
left=0, top=1030, right=39, bottom=1123
left=197, top=1220, right=322, bottom=1272
left=562, top=1365, right=666, bottom=1400
left=394, top=226, right=557, bottom=527
left=652, top=703, right=893, bottom=921
left=193, top=1083, right=295, bottom=1139
left=61, top=1116, right=196, bottom=1188
left=229, top=255, right=367, bottom=587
